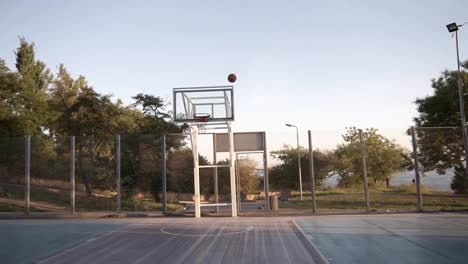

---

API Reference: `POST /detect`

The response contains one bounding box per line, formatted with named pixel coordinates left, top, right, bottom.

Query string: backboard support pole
left=228, top=122, right=238, bottom=217
left=174, top=85, right=236, bottom=218
left=213, top=134, right=219, bottom=214
left=190, top=125, right=201, bottom=218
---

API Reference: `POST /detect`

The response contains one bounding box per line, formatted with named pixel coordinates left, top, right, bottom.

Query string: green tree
left=237, top=158, right=259, bottom=196
left=120, top=94, right=184, bottom=202
left=14, top=37, right=52, bottom=135
left=132, top=93, right=183, bottom=135
left=166, top=148, right=210, bottom=195
left=269, top=145, right=334, bottom=190
left=334, top=127, right=410, bottom=188
left=413, top=61, right=468, bottom=193
left=0, top=59, right=22, bottom=136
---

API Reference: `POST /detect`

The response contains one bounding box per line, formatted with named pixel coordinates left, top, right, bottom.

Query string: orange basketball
left=228, top=73, right=237, bottom=83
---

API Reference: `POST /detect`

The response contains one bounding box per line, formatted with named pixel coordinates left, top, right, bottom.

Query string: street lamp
left=285, top=123, right=303, bottom=200
left=446, top=22, right=468, bottom=174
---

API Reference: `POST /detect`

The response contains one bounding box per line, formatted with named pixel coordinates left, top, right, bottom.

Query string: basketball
left=228, top=73, right=237, bottom=83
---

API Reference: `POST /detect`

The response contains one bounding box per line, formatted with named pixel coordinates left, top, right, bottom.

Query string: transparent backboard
left=173, top=86, right=234, bottom=122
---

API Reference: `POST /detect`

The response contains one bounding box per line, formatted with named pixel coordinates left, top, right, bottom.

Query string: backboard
left=173, top=86, right=234, bottom=123
left=215, top=132, right=265, bottom=152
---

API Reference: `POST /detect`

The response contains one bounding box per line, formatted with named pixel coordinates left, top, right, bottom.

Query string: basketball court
left=2, top=213, right=468, bottom=264
left=3, top=81, right=468, bottom=264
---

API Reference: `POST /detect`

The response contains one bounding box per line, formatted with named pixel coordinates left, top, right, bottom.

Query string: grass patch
left=1, top=184, right=184, bottom=212
left=0, top=202, right=43, bottom=212
left=284, top=186, right=468, bottom=211
left=0, top=202, right=25, bottom=212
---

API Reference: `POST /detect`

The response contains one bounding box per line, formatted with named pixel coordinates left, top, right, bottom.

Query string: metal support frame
left=173, top=86, right=235, bottom=122
left=296, top=128, right=303, bottom=200
left=308, top=130, right=317, bottom=213
left=228, top=123, right=238, bottom=217
left=190, top=125, right=202, bottom=218
left=263, top=132, right=270, bottom=211
left=162, top=134, right=167, bottom=214
left=454, top=30, right=468, bottom=175
left=359, top=129, right=371, bottom=211
left=70, top=136, right=75, bottom=214
left=213, top=135, right=219, bottom=214
left=174, top=85, right=237, bottom=217
left=286, top=124, right=303, bottom=200
left=180, top=124, right=237, bottom=218
left=116, top=135, right=121, bottom=213
left=236, top=153, right=241, bottom=212
left=411, top=127, right=423, bottom=211
left=25, top=136, right=30, bottom=215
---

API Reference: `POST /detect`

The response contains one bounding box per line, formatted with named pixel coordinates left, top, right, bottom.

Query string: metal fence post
left=70, top=136, right=75, bottom=214
left=213, top=134, right=219, bottom=214
left=263, top=132, right=270, bottom=211
left=25, top=136, right=30, bottom=215
left=359, top=129, right=370, bottom=211
left=411, top=127, right=423, bottom=211
left=162, top=134, right=167, bottom=214
left=308, top=130, right=317, bottom=213
left=116, top=135, right=121, bottom=213
left=236, top=153, right=241, bottom=212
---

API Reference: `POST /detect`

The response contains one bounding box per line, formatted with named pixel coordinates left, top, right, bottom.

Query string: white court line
left=36, top=225, right=128, bottom=263
left=160, top=225, right=254, bottom=237
left=292, top=221, right=330, bottom=264
left=435, top=218, right=468, bottom=229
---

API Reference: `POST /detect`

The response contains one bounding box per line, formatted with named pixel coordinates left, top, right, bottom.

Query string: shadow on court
left=0, top=220, right=125, bottom=264
left=0, top=218, right=324, bottom=264
left=2, top=214, right=468, bottom=264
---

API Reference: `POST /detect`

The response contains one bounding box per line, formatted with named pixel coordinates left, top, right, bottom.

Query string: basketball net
left=197, top=122, right=206, bottom=133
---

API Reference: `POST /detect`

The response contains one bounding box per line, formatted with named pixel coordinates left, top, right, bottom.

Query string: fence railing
left=1, top=127, right=467, bottom=215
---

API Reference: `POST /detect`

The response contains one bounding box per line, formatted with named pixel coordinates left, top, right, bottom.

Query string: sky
left=1, top=0, right=468, bottom=150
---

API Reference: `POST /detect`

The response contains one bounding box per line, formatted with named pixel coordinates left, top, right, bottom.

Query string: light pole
left=446, top=22, right=468, bottom=174
left=285, top=123, right=303, bottom=200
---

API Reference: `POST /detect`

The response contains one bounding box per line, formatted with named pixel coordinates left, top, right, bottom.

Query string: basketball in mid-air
left=227, top=73, right=237, bottom=83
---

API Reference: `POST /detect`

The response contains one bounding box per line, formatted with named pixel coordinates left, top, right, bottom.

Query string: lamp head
left=447, top=22, right=459, bottom=33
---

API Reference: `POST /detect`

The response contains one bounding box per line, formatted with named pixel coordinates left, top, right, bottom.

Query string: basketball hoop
left=193, top=113, right=210, bottom=123
left=193, top=113, right=210, bottom=133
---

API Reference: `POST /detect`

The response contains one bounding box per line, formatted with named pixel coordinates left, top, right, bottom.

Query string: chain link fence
left=30, top=135, right=70, bottom=213
left=74, top=135, right=116, bottom=212
left=1, top=127, right=468, bottom=215
left=120, top=134, right=163, bottom=212
left=0, top=137, right=25, bottom=212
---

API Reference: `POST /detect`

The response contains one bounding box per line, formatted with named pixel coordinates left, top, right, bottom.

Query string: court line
left=275, top=222, right=292, bottom=264
left=362, top=219, right=451, bottom=261
left=160, top=225, right=254, bottom=237
left=36, top=225, right=128, bottom=263
left=434, top=218, right=468, bottom=229
left=291, top=221, right=330, bottom=264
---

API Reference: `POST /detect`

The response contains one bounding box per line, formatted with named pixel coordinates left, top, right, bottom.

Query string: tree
left=237, top=158, right=259, bottom=196
left=119, top=94, right=184, bottom=202
left=413, top=61, right=468, bottom=193
left=166, top=148, right=210, bottom=194
left=0, top=59, right=22, bottom=137
left=14, top=37, right=52, bottom=135
left=132, top=93, right=182, bottom=135
left=269, top=145, right=335, bottom=190
left=334, top=127, right=410, bottom=188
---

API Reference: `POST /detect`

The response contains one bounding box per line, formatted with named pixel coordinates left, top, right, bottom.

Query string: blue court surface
left=0, top=214, right=467, bottom=264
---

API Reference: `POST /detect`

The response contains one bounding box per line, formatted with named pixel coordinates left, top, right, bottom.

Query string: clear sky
left=1, top=0, right=468, bottom=149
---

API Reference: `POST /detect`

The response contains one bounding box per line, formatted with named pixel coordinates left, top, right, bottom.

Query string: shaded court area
left=0, top=217, right=324, bottom=264
left=2, top=214, right=468, bottom=264
left=295, top=213, right=468, bottom=264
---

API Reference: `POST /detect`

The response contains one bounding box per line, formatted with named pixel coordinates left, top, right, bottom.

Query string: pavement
left=295, top=213, right=468, bottom=264
left=1, top=213, right=467, bottom=264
